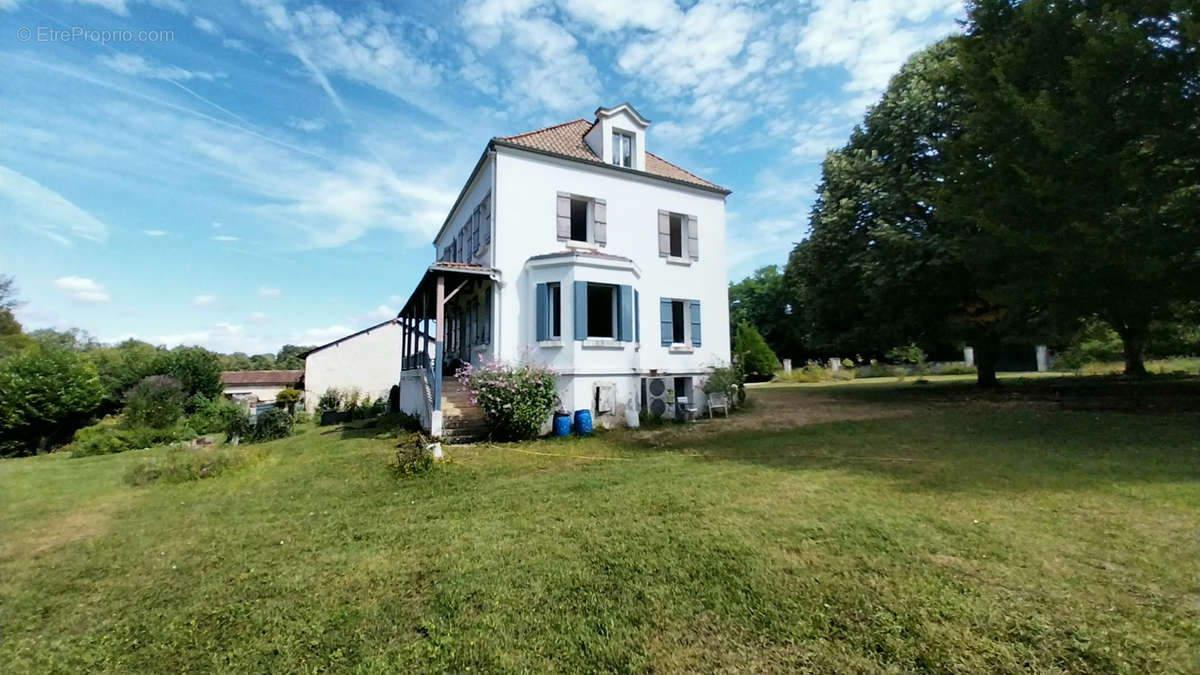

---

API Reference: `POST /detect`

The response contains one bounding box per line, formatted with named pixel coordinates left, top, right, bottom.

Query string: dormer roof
left=494, top=118, right=727, bottom=193
left=594, top=102, right=650, bottom=127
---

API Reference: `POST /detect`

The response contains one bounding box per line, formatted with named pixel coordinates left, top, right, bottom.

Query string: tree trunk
left=1115, top=322, right=1148, bottom=377
left=974, top=334, right=1000, bottom=388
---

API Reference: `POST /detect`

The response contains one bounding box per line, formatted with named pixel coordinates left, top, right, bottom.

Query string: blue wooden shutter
left=634, top=290, right=640, bottom=343
left=690, top=300, right=702, bottom=347
left=535, top=283, right=548, bottom=341
left=573, top=281, right=588, bottom=341
left=660, top=299, right=672, bottom=346
left=618, top=285, right=633, bottom=342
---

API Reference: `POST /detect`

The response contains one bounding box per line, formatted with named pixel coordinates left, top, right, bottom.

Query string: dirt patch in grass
left=5, top=493, right=135, bottom=559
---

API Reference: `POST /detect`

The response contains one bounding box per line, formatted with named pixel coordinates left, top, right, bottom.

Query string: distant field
left=2, top=381, right=1198, bottom=672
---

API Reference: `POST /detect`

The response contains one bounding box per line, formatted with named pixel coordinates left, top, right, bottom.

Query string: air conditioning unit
left=643, top=377, right=672, bottom=417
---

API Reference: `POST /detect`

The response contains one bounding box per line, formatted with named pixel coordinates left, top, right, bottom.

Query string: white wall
left=491, top=147, right=731, bottom=418
left=434, top=158, right=495, bottom=266
left=303, top=321, right=404, bottom=410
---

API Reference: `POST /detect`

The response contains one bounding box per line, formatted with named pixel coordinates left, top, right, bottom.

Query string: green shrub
left=456, top=360, right=558, bottom=441
left=395, top=433, right=435, bottom=476
left=638, top=409, right=667, bottom=428
left=253, top=408, right=293, bottom=442
left=293, top=410, right=312, bottom=425
left=734, top=323, right=779, bottom=380
left=316, top=388, right=342, bottom=413
left=68, top=417, right=194, bottom=458
left=0, top=346, right=103, bottom=456
left=226, top=413, right=254, bottom=443
left=123, top=375, right=185, bottom=428
left=376, top=410, right=422, bottom=434
left=124, top=445, right=264, bottom=486
left=189, top=396, right=244, bottom=434
left=276, top=388, right=302, bottom=413
left=154, top=347, right=223, bottom=408
left=937, top=364, right=978, bottom=376
left=887, top=343, right=929, bottom=375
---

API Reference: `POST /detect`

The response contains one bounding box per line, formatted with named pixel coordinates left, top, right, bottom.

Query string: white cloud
left=142, top=229, right=167, bottom=236
left=222, top=38, right=252, bottom=53
left=366, top=304, right=397, bottom=320
left=287, top=117, right=327, bottom=133
left=212, top=235, right=240, bottom=241
left=193, top=16, right=219, bottom=35
left=214, top=321, right=243, bottom=336
left=0, top=166, right=108, bottom=245
left=460, top=0, right=600, bottom=114
left=795, top=0, right=962, bottom=100
left=258, top=286, right=282, bottom=298
left=54, top=276, right=111, bottom=303
left=248, top=311, right=269, bottom=323
left=192, top=294, right=217, bottom=307
left=98, top=53, right=218, bottom=82
left=66, top=0, right=186, bottom=16
left=388, top=294, right=405, bottom=304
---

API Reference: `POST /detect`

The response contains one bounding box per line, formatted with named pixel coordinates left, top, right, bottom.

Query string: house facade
left=220, top=370, right=303, bottom=411
left=396, top=104, right=730, bottom=436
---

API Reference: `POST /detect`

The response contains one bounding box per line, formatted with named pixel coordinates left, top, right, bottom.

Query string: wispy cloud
left=142, top=229, right=167, bottom=236
left=0, top=166, right=108, bottom=245
left=258, top=286, right=281, bottom=298
left=98, top=53, right=218, bottom=82
left=212, top=235, right=240, bottom=242
left=287, top=117, right=327, bottom=133
left=192, top=294, right=217, bottom=307
left=193, top=16, right=219, bottom=35
left=54, top=276, right=111, bottom=303
left=365, top=304, right=397, bottom=321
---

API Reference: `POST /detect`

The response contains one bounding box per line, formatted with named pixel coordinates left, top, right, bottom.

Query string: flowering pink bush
left=455, top=360, right=559, bottom=441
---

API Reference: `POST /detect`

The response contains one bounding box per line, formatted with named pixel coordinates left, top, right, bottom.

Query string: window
left=569, top=198, right=589, bottom=242
left=671, top=300, right=686, bottom=344
left=612, top=131, right=633, bottom=167
left=669, top=214, right=684, bottom=257
left=587, top=284, right=616, bottom=338
left=548, top=283, right=561, bottom=339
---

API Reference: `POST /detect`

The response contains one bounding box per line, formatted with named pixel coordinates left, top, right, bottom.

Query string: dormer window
left=612, top=130, right=634, bottom=168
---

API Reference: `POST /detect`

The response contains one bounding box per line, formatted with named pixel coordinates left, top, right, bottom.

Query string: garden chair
left=707, top=392, right=729, bottom=418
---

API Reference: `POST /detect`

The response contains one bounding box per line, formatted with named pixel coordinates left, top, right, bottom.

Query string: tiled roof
left=430, top=261, right=492, bottom=272
left=495, top=119, right=727, bottom=193
left=220, top=370, right=304, bottom=387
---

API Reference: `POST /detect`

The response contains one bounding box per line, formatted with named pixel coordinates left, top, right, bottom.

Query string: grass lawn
left=3, top=382, right=1198, bottom=672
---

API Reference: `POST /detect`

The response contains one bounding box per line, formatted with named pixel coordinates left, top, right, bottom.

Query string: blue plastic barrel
left=573, top=409, right=593, bottom=436
left=553, top=413, right=572, bottom=437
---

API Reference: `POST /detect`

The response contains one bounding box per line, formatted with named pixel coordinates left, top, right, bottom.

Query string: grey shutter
left=687, top=215, right=699, bottom=261
left=618, top=285, right=633, bottom=342
left=634, top=290, right=640, bottom=343
left=556, top=193, right=571, bottom=241
left=593, top=199, right=607, bottom=246
left=660, top=298, right=673, bottom=346
left=690, top=300, right=702, bottom=347
left=472, top=212, right=480, bottom=256
left=658, top=210, right=670, bottom=257
left=482, top=194, right=491, bottom=244
left=573, top=281, right=588, bottom=340
left=535, top=283, right=548, bottom=342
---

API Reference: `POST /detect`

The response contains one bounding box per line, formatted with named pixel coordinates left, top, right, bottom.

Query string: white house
left=301, top=319, right=405, bottom=411
left=220, top=370, right=303, bottom=409
left=395, top=103, right=731, bottom=437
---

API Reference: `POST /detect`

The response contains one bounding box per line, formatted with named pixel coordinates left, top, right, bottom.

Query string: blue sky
left=1, top=0, right=964, bottom=354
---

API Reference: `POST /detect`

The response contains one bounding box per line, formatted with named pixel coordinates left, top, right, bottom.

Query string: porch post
left=431, top=274, right=445, bottom=437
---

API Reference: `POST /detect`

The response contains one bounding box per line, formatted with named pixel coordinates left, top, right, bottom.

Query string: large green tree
left=0, top=347, right=103, bottom=456
left=729, top=265, right=806, bottom=360
left=787, top=40, right=1021, bottom=387
left=947, top=0, right=1200, bottom=375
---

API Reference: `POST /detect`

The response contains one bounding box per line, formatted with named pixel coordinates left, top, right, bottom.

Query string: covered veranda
left=396, top=262, right=497, bottom=436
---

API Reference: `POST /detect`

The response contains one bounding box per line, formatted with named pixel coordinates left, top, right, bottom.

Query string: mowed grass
left=2, top=385, right=1199, bottom=673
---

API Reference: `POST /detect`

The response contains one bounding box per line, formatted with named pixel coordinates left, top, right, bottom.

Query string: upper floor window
left=612, top=131, right=633, bottom=168
left=658, top=210, right=699, bottom=261
left=556, top=192, right=607, bottom=246
left=659, top=297, right=702, bottom=348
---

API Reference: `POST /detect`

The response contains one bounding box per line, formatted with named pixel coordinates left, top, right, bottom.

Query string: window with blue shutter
left=660, top=299, right=673, bottom=346
left=634, top=290, right=640, bottom=343
left=573, top=281, right=588, bottom=341
left=535, top=283, right=548, bottom=342
left=689, top=300, right=702, bottom=346
left=618, top=285, right=633, bottom=342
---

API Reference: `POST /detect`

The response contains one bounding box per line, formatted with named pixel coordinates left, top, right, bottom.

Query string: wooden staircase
left=441, top=380, right=488, bottom=444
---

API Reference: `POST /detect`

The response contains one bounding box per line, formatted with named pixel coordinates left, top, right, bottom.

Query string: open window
left=670, top=300, right=686, bottom=344
left=586, top=284, right=616, bottom=338
left=557, top=193, right=608, bottom=246
left=658, top=211, right=698, bottom=261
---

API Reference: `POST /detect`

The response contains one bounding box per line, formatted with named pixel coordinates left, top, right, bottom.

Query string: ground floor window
left=587, top=284, right=616, bottom=338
